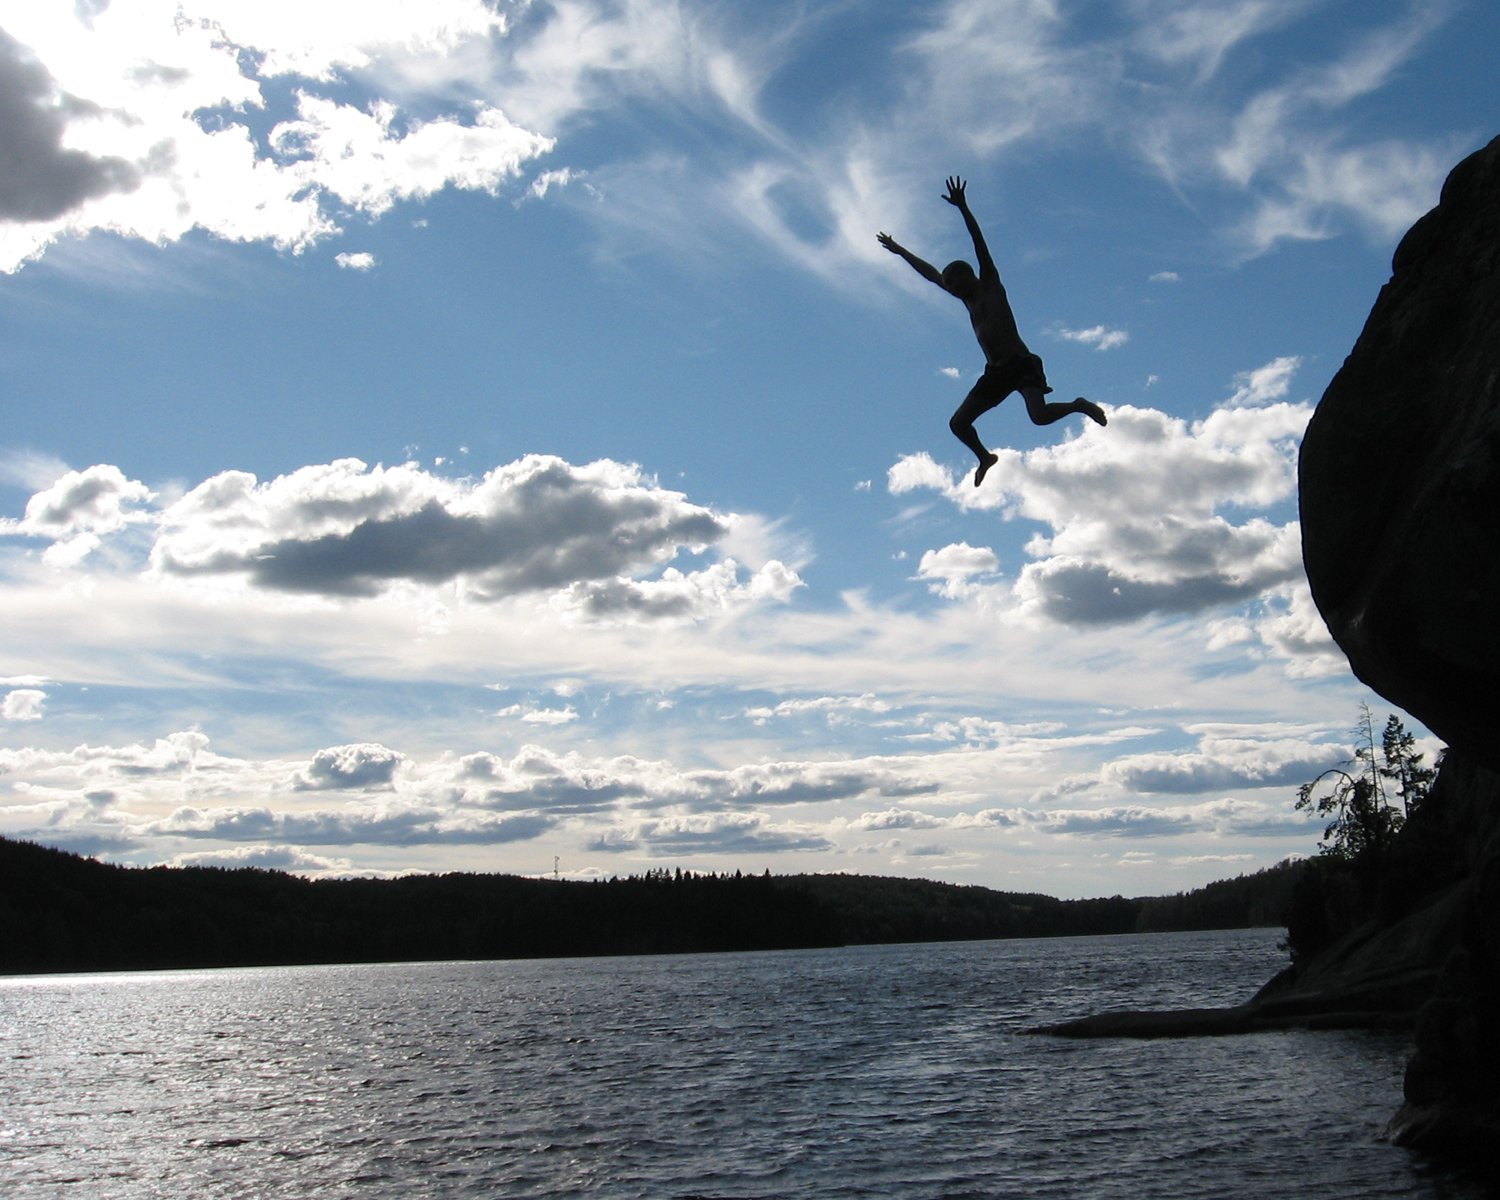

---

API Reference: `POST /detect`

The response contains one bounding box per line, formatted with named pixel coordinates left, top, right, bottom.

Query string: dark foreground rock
left=1042, top=134, right=1500, bottom=1165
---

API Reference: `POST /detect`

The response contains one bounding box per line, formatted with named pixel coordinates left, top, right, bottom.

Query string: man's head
left=941, top=260, right=977, bottom=296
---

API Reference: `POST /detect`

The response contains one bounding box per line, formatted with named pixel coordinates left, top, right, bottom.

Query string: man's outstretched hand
left=877, top=231, right=901, bottom=253
left=943, top=176, right=967, bottom=208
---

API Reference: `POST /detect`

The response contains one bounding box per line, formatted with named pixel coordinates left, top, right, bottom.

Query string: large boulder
left=1299, top=134, right=1500, bottom=769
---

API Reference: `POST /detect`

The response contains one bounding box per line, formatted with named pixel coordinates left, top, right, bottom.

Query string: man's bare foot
left=1077, top=398, right=1107, bottom=426
left=974, top=452, right=999, bottom=487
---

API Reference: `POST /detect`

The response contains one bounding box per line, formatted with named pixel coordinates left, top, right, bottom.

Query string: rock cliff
left=1299, top=133, right=1500, bottom=1159
left=1299, top=134, right=1500, bottom=769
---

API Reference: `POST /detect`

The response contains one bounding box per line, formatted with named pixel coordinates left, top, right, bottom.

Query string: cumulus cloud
left=292, top=743, right=404, bottom=791
left=852, top=807, right=946, bottom=831
left=2, top=463, right=155, bottom=564
left=148, top=455, right=730, bottom=602
left=554, top=558, right=803, bottom=624
left=0, top=2, right=548, bottom=271
left=915, top=542, right=1000, bottom=599
left=334, top=251, right=376, bottom=270
left=1, top=455, right=797, bottom=623
left=2, top=689, right=46, bottom=721
left=1099, top=737, right=1334, bottom=795
left=270, top=93, right=551, bottom=217
left=0, top=29, right=141, bottom=222
left=888, top=371, right=1310, bottom=627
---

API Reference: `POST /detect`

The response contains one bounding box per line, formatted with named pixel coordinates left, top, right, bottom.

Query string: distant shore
left=0, top=835, right=1303, bottom=975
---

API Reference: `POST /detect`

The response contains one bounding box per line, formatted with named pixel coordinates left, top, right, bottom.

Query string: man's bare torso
left=966, top=279, right=1028, bottom=366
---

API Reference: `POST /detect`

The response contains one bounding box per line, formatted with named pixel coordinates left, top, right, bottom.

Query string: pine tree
left=1380, top=713, right=1437, bottom=817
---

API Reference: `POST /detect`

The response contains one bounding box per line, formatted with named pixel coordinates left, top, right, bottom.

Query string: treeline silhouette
left=0, top=837, right=1307, bottom=975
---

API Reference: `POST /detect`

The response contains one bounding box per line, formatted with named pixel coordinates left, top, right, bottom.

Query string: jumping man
left=879, top=176, right=1107, bottom=486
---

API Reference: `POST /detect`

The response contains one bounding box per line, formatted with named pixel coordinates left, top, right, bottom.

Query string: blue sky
left=0, top=0, right=1487, bottom=896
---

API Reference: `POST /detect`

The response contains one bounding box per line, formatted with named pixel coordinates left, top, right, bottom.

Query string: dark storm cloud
left=0, top=29, right=140, bottom=221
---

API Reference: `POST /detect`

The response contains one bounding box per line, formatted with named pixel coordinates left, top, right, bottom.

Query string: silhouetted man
left=879, top=176, right=1107, bottom=486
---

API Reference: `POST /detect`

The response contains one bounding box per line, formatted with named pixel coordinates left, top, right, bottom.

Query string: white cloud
left=1129, top=0, right=1306, bottom=84
left=1, top=454, right=802, bottom=623
left=0, top=1, right=548, bottom=271
left=0, top=0, right=1464, bottom=278
left=270, top=93, right=551, bottom=218
left=2, top=689, right=46, bottom=721
left=889, top=373, right=1310, bottom=627
left=0, top=463, right=155, bottom=566
left=552, top=558, right=803, bottom=625
left=745, top=694, right=893, bottom=726
left=168, top=844, right=357, bottom=876
left=590, top=811, right=832, bottom=857
left=1057, top=324, right=1130, bottom=351
left=292, top=743, right=404, bottom=791
left=525, top=167, right=591, bottom=202
left=334, top=251, right=376, bottom=271
left=0, top=29, right=141, bottom=223
left=498, top=703, right=580, bottom=726
left=1227, top=355, right=1301, bottom=406
left=915, top=542, right=1000, bottom=600
left=1150, top=271, right=1181, bottom=284
left=7, top=463, right=153, bottom=538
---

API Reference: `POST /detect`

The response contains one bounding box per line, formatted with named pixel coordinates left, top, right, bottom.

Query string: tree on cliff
left=1380, top=712, right=1437, bottom=818
left=1295, top=705, right=1410, bottom=865
left=1284, top=708, right=1435, bottom=961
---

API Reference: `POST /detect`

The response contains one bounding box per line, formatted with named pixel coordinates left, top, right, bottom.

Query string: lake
left=0, top=928, right=1488, bottom=1197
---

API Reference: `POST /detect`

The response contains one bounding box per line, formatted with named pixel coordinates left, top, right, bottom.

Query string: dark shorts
left=967, top=353, right=1051, bottom=412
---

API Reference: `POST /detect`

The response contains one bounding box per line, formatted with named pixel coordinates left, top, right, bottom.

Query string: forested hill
left=0, top=836, right=1306, bottom=975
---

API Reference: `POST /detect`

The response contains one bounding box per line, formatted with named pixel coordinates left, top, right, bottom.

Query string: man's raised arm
left=943, top=176, right=997, bottom=281
left=878, top=231, right=944, bottom=287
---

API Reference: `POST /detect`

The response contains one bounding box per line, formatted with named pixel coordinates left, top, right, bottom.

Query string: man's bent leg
left=1021, top=387, right=1107, bottom=427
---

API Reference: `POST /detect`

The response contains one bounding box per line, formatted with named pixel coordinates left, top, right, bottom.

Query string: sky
left=0, top=0, right=1489, bottom=898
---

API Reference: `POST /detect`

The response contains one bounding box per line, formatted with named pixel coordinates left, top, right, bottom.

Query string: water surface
left=0, top=929, right=1485, bottom=1198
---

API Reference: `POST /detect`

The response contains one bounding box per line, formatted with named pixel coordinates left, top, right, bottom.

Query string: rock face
left=1299, top=134, right=1500, bottom=769
left=1299, top=134, right=1500, bottom=1163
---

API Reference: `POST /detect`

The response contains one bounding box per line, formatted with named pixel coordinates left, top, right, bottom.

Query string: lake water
left=0, top=928, right=1489, bottom=1198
